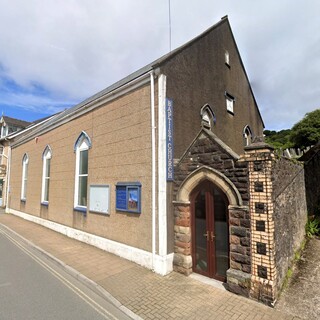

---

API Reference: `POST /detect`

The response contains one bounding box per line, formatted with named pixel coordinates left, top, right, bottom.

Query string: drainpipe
left=150, top=71, right=156, bottom=270
left=5, top=146, right=11, bottom=211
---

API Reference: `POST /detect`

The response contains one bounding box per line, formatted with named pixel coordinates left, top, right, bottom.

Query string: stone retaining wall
left=272, top=157, right=307, bottom=295
left=172, top=131, right=307, bottom=306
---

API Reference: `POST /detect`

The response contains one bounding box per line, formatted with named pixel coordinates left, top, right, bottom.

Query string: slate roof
left=11, top=16, right=264, bottom=146
left=16, top=17, right=232, bottom=132
left=1, top=116, right=31, bottom=128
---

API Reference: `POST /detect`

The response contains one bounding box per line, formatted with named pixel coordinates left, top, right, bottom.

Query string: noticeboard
left=89, top=185, right=110, bottom=214
left=116, top=182, right=141, bottom=213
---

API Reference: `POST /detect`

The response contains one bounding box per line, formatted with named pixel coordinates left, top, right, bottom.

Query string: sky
left=0, top=0, right=319, bottom=131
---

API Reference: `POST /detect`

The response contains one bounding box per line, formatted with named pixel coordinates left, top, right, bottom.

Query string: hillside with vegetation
left=264, top=109, right=320, bottom=151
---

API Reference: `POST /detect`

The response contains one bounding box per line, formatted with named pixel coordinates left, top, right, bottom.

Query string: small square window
left=225, top=92, right=235, bottom=114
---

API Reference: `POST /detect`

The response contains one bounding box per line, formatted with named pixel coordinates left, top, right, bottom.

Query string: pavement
left=0, top=212, right=301, bottom=320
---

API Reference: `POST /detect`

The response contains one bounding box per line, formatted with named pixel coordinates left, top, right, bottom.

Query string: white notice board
left=89, top=185, right=110, bottom=214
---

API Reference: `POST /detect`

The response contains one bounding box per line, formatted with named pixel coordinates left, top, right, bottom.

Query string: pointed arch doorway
left=190, top=180, right=229, bottom=281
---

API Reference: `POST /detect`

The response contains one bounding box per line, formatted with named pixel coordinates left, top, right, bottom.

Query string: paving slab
left=0, top=212, right=298, bottom=320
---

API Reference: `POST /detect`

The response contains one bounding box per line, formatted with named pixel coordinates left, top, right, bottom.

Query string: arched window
left=243, top=125, right=253, bottom=146
left=74, top=131, right=91, bottom=210
left=21, top=153, right=29, bottom=200
left=41, top=145, right=52, bottom=204
left=200, top=104, right=216, bottom=130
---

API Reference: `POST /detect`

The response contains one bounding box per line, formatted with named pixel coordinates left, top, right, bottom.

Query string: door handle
left=203, top=231, right=209, bottom=240
left=210, top=231, right=215, bottom=242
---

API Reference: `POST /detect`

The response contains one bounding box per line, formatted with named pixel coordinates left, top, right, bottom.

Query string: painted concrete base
left=7, top=208, right=174, bottom=276
left=189, top=273, right=226, bottom=291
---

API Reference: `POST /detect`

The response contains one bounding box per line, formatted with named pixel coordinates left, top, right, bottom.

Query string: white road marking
left=0, top=228, right=120, bottom=320
left=0, top=282, right=11, bottom=288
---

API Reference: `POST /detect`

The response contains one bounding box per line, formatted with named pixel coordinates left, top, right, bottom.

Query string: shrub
left=306, top=216, right=320, bottom=238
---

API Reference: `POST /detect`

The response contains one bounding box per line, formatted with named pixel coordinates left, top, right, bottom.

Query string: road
left=0, top=227, right=132, bottom=320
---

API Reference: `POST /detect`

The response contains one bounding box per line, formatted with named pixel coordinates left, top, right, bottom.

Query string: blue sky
left=0, top=0, right=319, bottom=129
left=0, top=75, right=73, bottom=121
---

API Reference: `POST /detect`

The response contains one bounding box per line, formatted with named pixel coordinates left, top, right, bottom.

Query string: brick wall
left=245, top=143, right=307, bottom=305
left=244, top=143, right=276, bottom=305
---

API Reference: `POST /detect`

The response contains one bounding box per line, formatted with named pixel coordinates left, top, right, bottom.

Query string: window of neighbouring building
left=74, top=131, right=91, bottom=211
left=41, top=145, right=52, bottom=204
left=21, top=153, right=29, bottom=200
left=0, top=146, right=3, bottom=165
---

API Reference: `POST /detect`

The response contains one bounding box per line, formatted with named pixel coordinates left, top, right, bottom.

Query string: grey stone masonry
left=173, top=129, right=252, bottom=297
left=172, top=131, right=307, bottom=307
left=174, top=129, right=249, bottom=206
left=272, top=156, right=307, bottom=296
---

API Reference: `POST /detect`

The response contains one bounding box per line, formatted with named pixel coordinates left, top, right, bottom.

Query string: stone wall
left=244, top=144, right=307, bottom=305
left=173, top=129, right=252, bottom=296
left=173, top=133, right=307, bottom=306
left=173, top=130, right=249, bottom=206
left=272, top=156, right=302, bottom=199
left=272, top=157, right=307, bottom=294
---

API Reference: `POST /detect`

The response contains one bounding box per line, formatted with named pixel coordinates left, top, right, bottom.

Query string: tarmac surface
left=0, top=212, right=303, bottom=320
left=275, top=236, right=320, bottom=319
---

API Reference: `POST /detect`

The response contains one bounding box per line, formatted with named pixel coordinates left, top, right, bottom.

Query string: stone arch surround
left=173, top=166, right=251, bottom=294
left=176, top=166, right=242, bottom=206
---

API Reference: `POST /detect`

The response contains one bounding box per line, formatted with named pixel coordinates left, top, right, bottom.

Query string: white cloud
left=0, top=0, right=319, bottom=129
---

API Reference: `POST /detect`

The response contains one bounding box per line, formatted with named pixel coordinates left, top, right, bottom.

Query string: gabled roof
left=0, top=115, right=31, bottom=128
left=0, top=114, right=56, bottom=142
left=11, top=16, right=264, bottom=147
left=178, top=128, right=240, bottom=166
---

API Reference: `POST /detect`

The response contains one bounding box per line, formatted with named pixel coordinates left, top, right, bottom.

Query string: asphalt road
left=0, top=228, right=132, bottom=320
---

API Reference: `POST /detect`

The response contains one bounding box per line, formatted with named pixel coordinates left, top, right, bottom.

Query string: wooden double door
left=191, top=180, right=229, bottom=281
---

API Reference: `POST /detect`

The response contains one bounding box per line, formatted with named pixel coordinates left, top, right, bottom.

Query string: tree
left=264, top=129, right=293, bottom=150
left=290, top=109, right=320, bottom=149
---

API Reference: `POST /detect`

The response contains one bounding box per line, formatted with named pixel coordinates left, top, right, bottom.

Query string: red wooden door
left=191, top=181, right=229, bottom=281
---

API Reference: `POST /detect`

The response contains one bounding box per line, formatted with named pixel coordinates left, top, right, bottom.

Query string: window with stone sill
left=74, top=131, right=92, bottom=211
left=225, top=92, right=235, bottom=114
left=41, top=145, right=52, bottom=204
left=21, top=153, right=29, bottom=200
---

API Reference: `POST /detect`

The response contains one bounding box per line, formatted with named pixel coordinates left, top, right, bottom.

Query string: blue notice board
left=166, top=98, right=174, bottom=181
left=116, top=182, right=141, bottom=213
